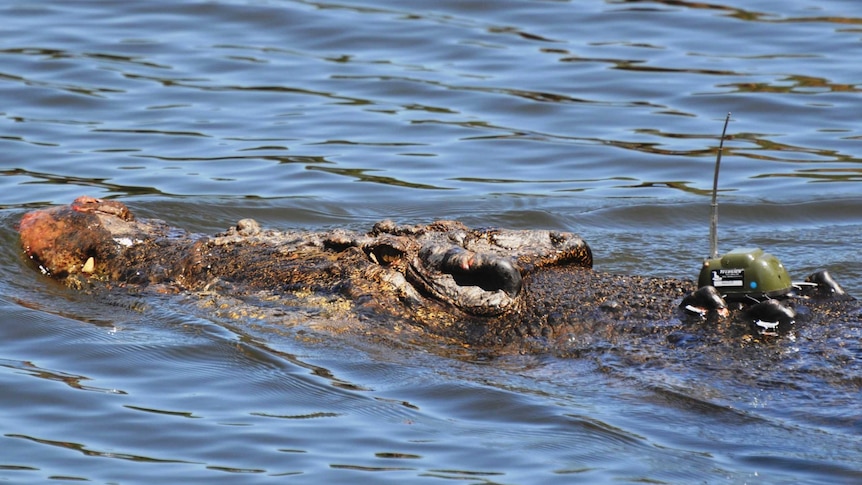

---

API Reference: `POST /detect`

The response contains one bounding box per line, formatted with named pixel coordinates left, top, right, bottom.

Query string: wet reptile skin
left=17, top=197, right=855, bottom=353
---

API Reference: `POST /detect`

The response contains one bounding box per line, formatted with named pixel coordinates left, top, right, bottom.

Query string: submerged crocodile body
left=16, top=196, right=856, bottom=354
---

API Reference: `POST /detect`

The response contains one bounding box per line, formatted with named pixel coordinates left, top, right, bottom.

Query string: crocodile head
left=17, top=198, right=593, bottom=319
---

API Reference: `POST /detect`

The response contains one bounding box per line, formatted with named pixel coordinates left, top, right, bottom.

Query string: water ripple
left=3, top=0, right=862, bottom=483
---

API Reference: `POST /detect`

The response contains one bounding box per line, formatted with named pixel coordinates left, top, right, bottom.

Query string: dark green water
left=1, top=1, right=860, bottom=483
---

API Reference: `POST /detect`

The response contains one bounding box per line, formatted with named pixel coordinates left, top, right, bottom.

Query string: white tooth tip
left=82, top=257, right=95, bottom=274
left=755, top=320, right=779, bottom=330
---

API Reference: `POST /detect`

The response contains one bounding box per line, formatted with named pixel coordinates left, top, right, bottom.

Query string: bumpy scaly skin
left=16, top=197, right=855, bottom=351
left=18, top=197, right=599, bottom=345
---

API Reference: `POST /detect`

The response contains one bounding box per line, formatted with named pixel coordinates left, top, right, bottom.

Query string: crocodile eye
left=435, top=248, right=522, bottom=297
left=408, top=244, right=523, bottom=316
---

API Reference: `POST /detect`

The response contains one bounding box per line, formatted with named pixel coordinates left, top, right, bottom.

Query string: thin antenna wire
left=709, top=112, right=731, bottom=259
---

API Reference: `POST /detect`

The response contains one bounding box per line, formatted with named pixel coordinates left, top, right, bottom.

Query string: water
left=2, top=0, right=861, bottom=483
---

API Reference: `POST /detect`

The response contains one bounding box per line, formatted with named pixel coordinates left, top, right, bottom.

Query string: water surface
left=1, top=0, right=861, bottom=483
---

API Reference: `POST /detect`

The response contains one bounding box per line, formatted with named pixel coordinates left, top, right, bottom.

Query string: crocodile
left=16, top=196, right=855, bottom=354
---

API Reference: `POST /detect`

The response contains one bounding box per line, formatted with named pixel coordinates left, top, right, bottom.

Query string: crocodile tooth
left=82, top=257, right=95, bottom=274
